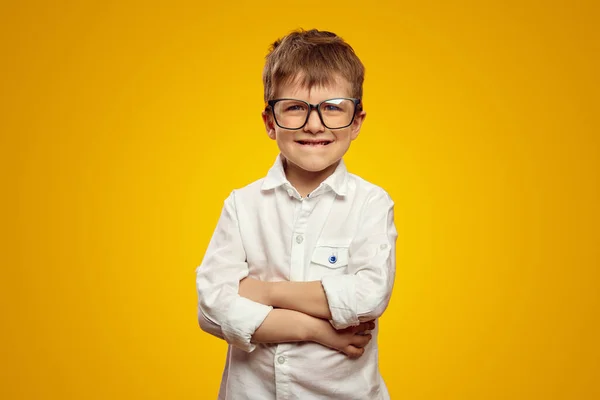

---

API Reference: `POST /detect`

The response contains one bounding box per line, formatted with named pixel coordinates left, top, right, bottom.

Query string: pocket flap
left=311, top=246, right=349, bottom=268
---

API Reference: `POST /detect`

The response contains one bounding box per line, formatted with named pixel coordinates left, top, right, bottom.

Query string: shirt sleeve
left=320, top=188, right=398, bottom=329
left=196, top=191, right=273, bottom=352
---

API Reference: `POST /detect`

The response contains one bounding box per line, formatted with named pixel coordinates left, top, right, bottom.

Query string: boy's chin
left=284, top=155, right=340, bottom=174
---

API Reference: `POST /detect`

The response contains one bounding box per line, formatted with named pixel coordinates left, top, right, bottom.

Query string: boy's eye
left=285, top=104, right=306, bottom=112
left=322, top=104, right=343, bottom=112
left=278, top=101, right=308, bottom=113
left=321, top=99, right=348, bottom=113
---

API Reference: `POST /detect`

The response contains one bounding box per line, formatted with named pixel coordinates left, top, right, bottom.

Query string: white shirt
left=196, top=154, right=397, bottom=400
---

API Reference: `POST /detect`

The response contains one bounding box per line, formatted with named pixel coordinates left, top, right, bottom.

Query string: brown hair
left=263, top=29, right=365, bottom=102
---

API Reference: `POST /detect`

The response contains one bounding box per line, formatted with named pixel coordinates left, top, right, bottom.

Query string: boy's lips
left=295, top=139, right=333, bottom=146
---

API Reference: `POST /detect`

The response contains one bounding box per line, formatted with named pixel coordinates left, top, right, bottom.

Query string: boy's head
left=262, top=29, right=367, bottom=175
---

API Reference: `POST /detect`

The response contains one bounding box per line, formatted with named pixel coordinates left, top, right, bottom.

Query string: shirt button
left=287, top=189, right=294, bottom=197
left=380, top=244, right=388, bottom=250
left=277, top=356, right=286, bottom=364
left=296, top=235, right=304, bottom=244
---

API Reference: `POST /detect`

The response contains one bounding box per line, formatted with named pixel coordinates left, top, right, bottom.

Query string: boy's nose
left=303, top=109, right=325, bottom=133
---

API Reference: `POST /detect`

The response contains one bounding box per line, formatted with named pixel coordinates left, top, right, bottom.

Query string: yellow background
left=2, top=1, right=598, bottom=399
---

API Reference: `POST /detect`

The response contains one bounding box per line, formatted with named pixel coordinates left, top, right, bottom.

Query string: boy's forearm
left=239, top=278, right=332, bottom=320
left=269, top=281, right=332, bottom=320
left=251, top=308, right=321, bottom=344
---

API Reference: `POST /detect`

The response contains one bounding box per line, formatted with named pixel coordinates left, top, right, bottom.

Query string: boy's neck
left=282, top=157, right=340, bottom=198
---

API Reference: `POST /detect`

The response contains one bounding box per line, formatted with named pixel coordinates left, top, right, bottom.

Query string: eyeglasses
left=266, top=98, right=362, bottom=130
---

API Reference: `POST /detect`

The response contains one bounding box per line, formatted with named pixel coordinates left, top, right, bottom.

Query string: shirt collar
left=261, top=154, right=288, bottom=191
left=261, top=154, right=349, bottom=197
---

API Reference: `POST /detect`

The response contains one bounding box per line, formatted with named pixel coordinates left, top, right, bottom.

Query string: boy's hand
left=310, top=319, right=376, bottom=359
left=239, top=277, right=271, bottom=305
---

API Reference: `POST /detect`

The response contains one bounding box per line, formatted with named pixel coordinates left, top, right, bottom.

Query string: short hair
left=263, top=29, right=365, bottom=102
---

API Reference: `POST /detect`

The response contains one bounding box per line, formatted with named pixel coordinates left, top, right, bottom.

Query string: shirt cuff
left=321, top=274, right=359, bottom=330
left=221, top=296, right=273, bottom=352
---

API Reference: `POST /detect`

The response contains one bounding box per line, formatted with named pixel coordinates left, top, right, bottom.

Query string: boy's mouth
left=295, top=140, right=333, bottom=146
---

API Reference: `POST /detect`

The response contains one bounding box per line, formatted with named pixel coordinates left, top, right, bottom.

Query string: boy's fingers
left=352, top=333, right=372, bottom=348
left=344, top=346, right=365, bottom=359
left=353, top=321, right=376, bottom=335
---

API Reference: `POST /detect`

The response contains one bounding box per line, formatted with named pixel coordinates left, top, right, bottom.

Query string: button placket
left=273, top=342, right=293, bottom=400
left=289, top=199, right=311, bottom=282
left=290, top=231, right=305, bottom=282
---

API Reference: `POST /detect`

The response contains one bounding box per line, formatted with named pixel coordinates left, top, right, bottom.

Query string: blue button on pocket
left=309, top=246, right=349, bottom=279
left=311, top=246, right=349, bottom=270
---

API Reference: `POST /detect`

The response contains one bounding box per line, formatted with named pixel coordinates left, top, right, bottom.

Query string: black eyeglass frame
left=265, top=97, right=363, bottom=130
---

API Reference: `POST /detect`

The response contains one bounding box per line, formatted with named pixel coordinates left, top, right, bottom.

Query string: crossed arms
left=196, top=189, right=397, bottom=358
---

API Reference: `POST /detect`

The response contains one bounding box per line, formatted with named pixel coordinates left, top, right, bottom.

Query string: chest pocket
left=308, top=246, right=349, bottom=280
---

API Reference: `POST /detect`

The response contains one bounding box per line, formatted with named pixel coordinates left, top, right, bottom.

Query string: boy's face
left=262, top=76, right=366, bottom=174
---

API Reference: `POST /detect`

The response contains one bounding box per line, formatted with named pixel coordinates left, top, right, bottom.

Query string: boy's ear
left=350, top=110, right=366, bottom=140
left=262, top=111, right=277, bottom=140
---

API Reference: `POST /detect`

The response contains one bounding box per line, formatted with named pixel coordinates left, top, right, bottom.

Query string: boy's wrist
left=304, top=315, right=332, bottom=344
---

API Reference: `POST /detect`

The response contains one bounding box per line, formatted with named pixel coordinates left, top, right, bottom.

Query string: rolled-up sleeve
left=196, top=191, right=273, bottom=352
left=321, top=188, right=398, bottom=329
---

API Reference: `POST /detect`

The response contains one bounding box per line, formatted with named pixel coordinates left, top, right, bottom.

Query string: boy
left=196, top=29, right=397, bottom=399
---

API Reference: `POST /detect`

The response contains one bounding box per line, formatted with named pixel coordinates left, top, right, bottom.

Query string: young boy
left=196, top=29, right=397, bottom=399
